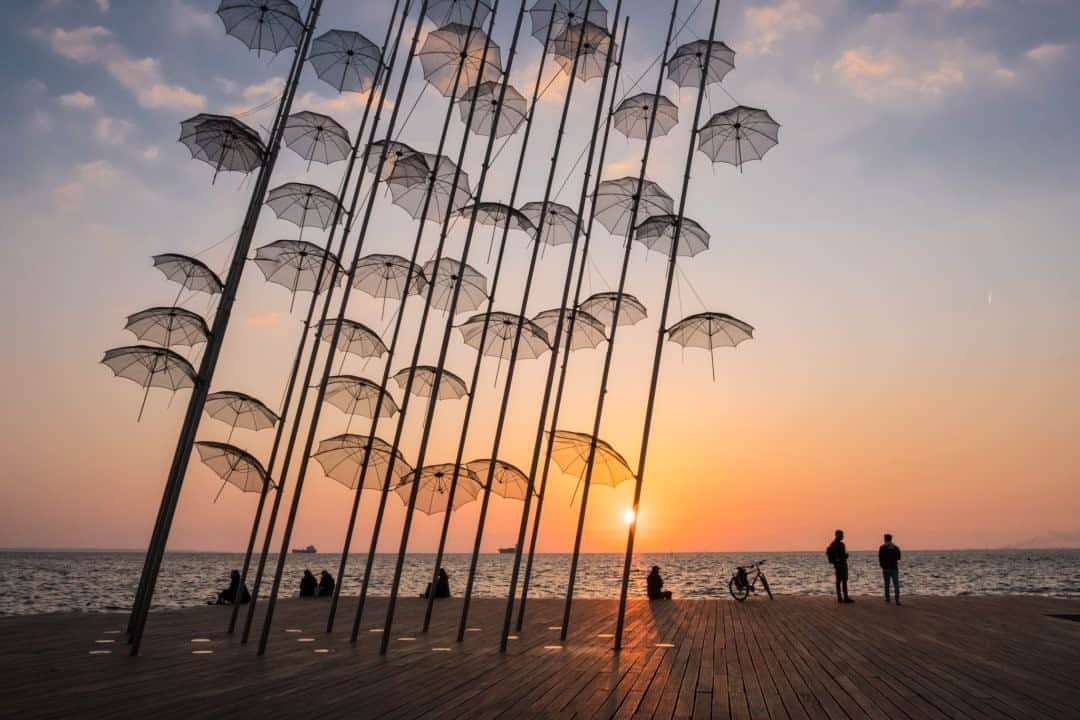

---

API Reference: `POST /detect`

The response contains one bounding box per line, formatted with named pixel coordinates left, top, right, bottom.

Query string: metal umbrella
left=457, top=310, right=550, bottom=383
left=216, top=0, right=304, bottom=55
left=458, top=201, right=533, bottom=263
left=313, top=434, right=411, bottom=491
left=423, top=257, right=488, bottom=314
left=151, top=253, right=224, bottom=298
left=426, top=0, right=493, bottom=26
left=633, top=214, right=710, bottom=258
left=179, top=113, right=265, bottom=183
left=592, top=176, right=674, bottom=236
left=394, top=464, right=482, bottom=514
left=579, top=290, right=647, bottom=330
left=101, top=345, right=197, bottom=421
left=352, top=254, right=427, bottom=319
left=194, top=440, right=270, bottom=502
left=391, top=365, right=469, bottom=400
left=698, top=106, right=781, bottom=170
left=282, top=111, right=352, bottom=168
left=613, top=93, right=679, bottom=140
left=324, top=374, right=400, bottom=420
left=667, top=311, right=753, bottom=381
left=528, top=0, right=608, bottom=43
left=459, top=81, right=528, bottom=138
left=253, top=239, right=342, bottom=312
left=308, top=29, right=382, bottom=93
left=124, top=307, right=209, bottom=349
left=318, top=318, right=389, bottom=365
left=667, top=39, right=735, bottom=88
left=549, top=429, right=634, bottom=500
left=418, top=23, right=503, bottom=98
left=265, top=182, right=341, bottom=234
left=204, top=390, right=279, bottom=442
left=387, top=152, right=473, bottom=223
left=465, top=458, right=530, bottom=500
left=551, top=20, right=613, bottom=82
left=531, top=307, right=606, bottom=350
left=365, top=139, right=417, bottom=180
left=520, top=201, right=579, bottom=248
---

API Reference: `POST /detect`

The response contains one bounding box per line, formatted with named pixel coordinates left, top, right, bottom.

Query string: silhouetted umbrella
left=152, top=253, right=224, bottom=296
left=633, top=214, right=710, bottom=257
left=318, top=318, right=389, bottom=362
left=308, top=29, right=382, bottom=93
left=194, top=440, right=270, bottom=502
left=204, top=391, right=279, bottom=441
left=698, top=106, right=780, bottom=170
left=352, top=254, right=427, bottom=318
left=551, top=20, right=613, bottom=82
left=550, top=429, right=634, bottom=502
left=387, top=152, right=472, bottom=223
left=124, top=307, right=210, bottom=349
left=283, top=111, right=352, bottom=167
left=592, top=177, right=674, bottom=236
left=459, top=81, right=528, bottom=138
left=424, top=258, right=488, bottom=314
left=466, top=458, right=531, bottom=500
left=313, top=434, right=411, bottom=490
left=520, top=201, right=579, bottom=247
left=579, top=291, right=647, bottom=330
left=667, top=39, right=735, bottom=88
left=426, top=0, right=493, bottom=26
left=391, top=365, right=469, bottom=399
left=216, top=0, right=303, bottom=55
left=528, top=0, right=608, bottom=44
left=265, top=182, right=340, bottom=231
left=459, top=201, right=533, bottom=262
left=179, top=113, right=265, bottom=183
left=365, top=139, right=416, bottom=180
left=531, top=307, right=607, bottom=350
left=254, top=239, right=342, bottom=311
left=666, top=312, right=754, bottom=381
left=324, top=375, right=399, bottom=419
left=418, top=23, right=503, bottom=98
left=613, top=93, right=679, bottom=140
left=101, top=345, right=197, bottom=421
left=457, top=311, right=550, bottom=382
left=395, top=463, right=482, bottom=514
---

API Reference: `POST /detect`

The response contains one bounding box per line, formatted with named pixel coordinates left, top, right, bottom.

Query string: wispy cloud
left=57, top=90, right=96, bottom=110
left=742, top=0, right=821, bottom=54
left=1025, top=43, right=1070, bottom=65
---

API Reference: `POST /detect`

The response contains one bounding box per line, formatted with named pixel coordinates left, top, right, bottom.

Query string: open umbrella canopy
left=612, top=93, right=679, bottom=140
left=423, top=258, right=488, bottom=314
left=460, top=202, right=533, bottom=236
left=698, top=106, right=780, bottom=169
left=633, top=215, right=710, bottom=258
left=253, top=240, right=342, bottom=303
left=551, top=20, right=614, bottom=82
left=394, top=463, right=482, bottom=515
left=426, top=0, right=493, bottom=26
left=151, top=253, right=224, bottom=296
left=308, top=29, right=382, bottom=93
left=549, top=429, right=634, bottom=488
left=458, top=81, right=528, bottom=138
left=179, top=113, right=265, bottom=182
left=283, top=111, right=352, bottom=166
left=313, top=434, right=410, bottom=491
left=323, top=375, right=399, bottom=418
left=592, top=177, right=674, bottom=236
left=101, top=345, right=197, bottom=392
left=418, top=23, right=503, bottom=99
left=365, top=139, right=417, bottom=180
left=352, top=254, right=427, bottom=303
left=520, top=201, right=579, bottom=247
left=386, top=152, right=472, bottom=224
left=216, top=0, right=303, bottom=55
left=667, top=311, right=754, bottom=380
left=667, top=39, right=735, bottom=88
left=204, top=390, right=279, bottom=432
left=195, top=441, right=270, bottom=495
left=457, top=311, right=550, bottom=360
left=266, top=182, right=341, bottom=230
left=579, top=291, right=647, bottom=330
left=528, top=0, right=608, bottom=44
left=531, top=307, right=607, bottom=350
left=466, top=458, right=531, bottom=500
left=124, top=307, right=210, bottom=348
left=391, top=365, right=469, bottom=400
left=318, top=318, right=389, bottom=360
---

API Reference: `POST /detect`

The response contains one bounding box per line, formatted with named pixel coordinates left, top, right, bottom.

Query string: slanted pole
left=615, top=0, right=722, bottom=652
left=126, top=0, right=323, bottom=656
left=516, top=15, right=629, bottom=633
left=381, top=0, right=525, bottom=652
left=559, top=0, right=679, bottom=644
left=253, top=0, right=429, bottom=656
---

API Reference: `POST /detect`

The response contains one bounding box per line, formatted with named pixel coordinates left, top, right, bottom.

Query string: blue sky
left=1, top=0, right=1078, bottom=553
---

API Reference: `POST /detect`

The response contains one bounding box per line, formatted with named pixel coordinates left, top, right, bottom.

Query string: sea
left=1, top=549, right=1078, bottom=616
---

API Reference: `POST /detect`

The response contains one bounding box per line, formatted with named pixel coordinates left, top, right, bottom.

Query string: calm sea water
left=1, top=549, right=1078, bottom=615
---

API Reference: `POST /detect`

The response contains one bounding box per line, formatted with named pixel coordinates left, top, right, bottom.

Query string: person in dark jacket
left=216, top=569, right=251, bottom=605
left=878, top=533, right=902, bottom=604
left=299, top=569, right=317, bottom=597
left=318, top=570, right=335, bottom=598
left=827, top=530, right=853, bottom=603
left=422, top=568, right=451, bottom=599
left=647, top=566, right=672, bottom=600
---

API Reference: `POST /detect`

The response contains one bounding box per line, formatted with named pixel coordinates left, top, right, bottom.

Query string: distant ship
left=498, top=546, right=518, bottom=554
left=292, top=545, right=317, bottom=554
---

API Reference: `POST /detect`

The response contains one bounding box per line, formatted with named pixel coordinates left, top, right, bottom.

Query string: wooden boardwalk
left=2, top=596, right=1078, bottom=719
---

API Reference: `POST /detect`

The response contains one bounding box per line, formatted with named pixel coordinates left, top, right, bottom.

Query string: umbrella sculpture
left=465, top=458, right=530, bottom=500
left=151, top=253, right=224, bottom=299
left=666, top=39, right=735, bottom=88
left=592, top=176, right=674, bottom=236
left=459, top=81, right=528, bottom=139
left=698, top=105, right=781, bottom=171
left=318, top=318, right=389, bottom=371
left=457, top=311, right=550, bottom=383
left=352, top=254, right=427, bottom=319
left=549, top=429, right=635, bottom=502
left=313, top=434, right=411, bottom=491
left=265, top=182, right=341, bottom=235
left=282, top=111, right=352, bottom=168
left=612, top=93, right=679, bottom=140
left=551, top=20, right=615, bottom=82
left=194, top=440, right=271, bottom=502
left=324, top=374, right=400, bottom=421
left=216, top=0, right=304, bottom=56
left=531, top=307, right=607, bottom=350
left=124, top=307, right=210, bottom=349
left=418, top=23, right=503, bottom=98
left=394, top=464, right=482, bottom=515
left=528, top=0, right=608, bottom=43
left=179, top=113, right=265, bottom=183
left=520, top=201, right=579, bottom=248
left=391, top=365, right=469, bottom=400
left=253, top=239, right=342, bottom=312
left=365, top=139, right=417, bottom=181
left=458, top=201, right=534, bottom=263
left=308, top=29, right=383, bottom=93
left=579, top=290, right=647, bottom=330
left=204, top=390, right=279, bottom=441
left=633, top=214, right=710, bottom=258
left=423, top=257, right=489, bottom=314
left=101, top=346, right=197, bottom=421
left=387, top=152, right=473, bottom=223
left=666, top=312, right=754, bottom=381
left=426, top=0, right=493, bottom=26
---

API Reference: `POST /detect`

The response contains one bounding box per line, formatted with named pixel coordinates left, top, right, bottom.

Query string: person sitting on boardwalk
left=318, top=570, right=335, bottom=597
left=879, top=533, right=902, bottom=604
left=827, top=530, right=854, bottom=603
left=299, top=569, right=317, bottom=598
left=422, top=568, right=451, bottom=599
left=216, top=569, right=250, bottom=605
left=647, top=566, right=672, bottom=600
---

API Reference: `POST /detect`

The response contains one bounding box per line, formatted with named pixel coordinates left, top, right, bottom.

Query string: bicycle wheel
left=728, top=576, right=749, bottom=602
left=761, top=574, right=774, bottom=600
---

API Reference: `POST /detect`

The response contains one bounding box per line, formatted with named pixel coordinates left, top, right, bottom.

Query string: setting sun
left=622, top=508, right=636, bottom=525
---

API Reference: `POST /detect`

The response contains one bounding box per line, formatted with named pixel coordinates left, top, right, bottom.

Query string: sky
left=1, top=0, right=1078, bottom=556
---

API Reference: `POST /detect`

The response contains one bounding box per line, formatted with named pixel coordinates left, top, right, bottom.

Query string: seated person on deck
left=647, top=566, right=672, bottom=600
left=422, top=568, right=451, bottom=599
left=216, top=569, right=251, bottom=605
left=299, top=569, right=317, bottom=597
left=318, top=570, right=335, bottom=597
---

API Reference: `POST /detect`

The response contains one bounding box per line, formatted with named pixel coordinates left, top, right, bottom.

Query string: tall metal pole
left=615, top=0, right=722, bottom=651
left=515, top=15, right=628, bottom=633
left=559, top=0, right=679, bottom=644
left=381, top=0, right=524, bottom=654
left=126, top=0, right=323, bottom=656
left=457, top=0, right=599, bottom=647
left=253, top=0, right=431, bottom=657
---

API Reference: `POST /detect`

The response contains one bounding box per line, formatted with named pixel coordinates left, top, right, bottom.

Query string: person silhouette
left=299, top=569, right=317, bottom=597
left=216, top=569, right=250, bottom=605
left=423, top=568, right=451, bottom=599
left=647, top=566, right=672, bottom=600
left=318, top=570, right=335, bottom=597
left=879, top=533, right=902, bottom=604
left=827, top=530, right=853, bottom=603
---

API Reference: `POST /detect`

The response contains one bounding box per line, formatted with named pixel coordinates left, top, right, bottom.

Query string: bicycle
left=728, top=560, right=774, bottom=601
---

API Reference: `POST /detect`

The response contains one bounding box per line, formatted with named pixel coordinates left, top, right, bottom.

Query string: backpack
left=826, top=543, right=837, bottom=565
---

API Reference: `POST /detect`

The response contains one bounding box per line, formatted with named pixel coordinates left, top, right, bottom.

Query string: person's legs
left=835, top=567, right=843, bottom=602
left=838, top=564, right=851, bottom=602
left=888, top=569, right=900, bottom=603
left=883, top=570, right=891, bottom=602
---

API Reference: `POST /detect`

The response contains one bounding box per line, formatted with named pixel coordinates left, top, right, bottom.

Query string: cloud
left=52, top=159, right=122, bottom=211
left=1025, top=43, right=1070, bottom=65
left=247, top=311, right=282, bottom=328
left=29, top=110, right=54, bottom=134
left=95, top=0, right=110, bottom=12
left=742, top=0, right=821, bottom=54
left=93, top=115, right=135, bottom=146
left=170, top=0, right=219, bottom=34
left=143, top=146, right=160, bottom=161
left=57, top=91, right=96, bottom=110
left=33, top=25, right=114, bottom=63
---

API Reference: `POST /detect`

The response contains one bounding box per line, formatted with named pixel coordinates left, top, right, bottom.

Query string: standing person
left=879, top=533, right=902, bottom=604
left=299, top=569, right=317, bottom=597
left=827, top=530, right=853, bottom=603
left=318, top=570, right=335, bottom=598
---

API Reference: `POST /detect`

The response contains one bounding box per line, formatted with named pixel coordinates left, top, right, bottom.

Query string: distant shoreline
left=3, top=546, right=1079, bottom=554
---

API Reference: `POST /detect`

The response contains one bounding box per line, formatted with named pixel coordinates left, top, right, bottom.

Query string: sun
left=622, top=508, right=636, bottom=525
